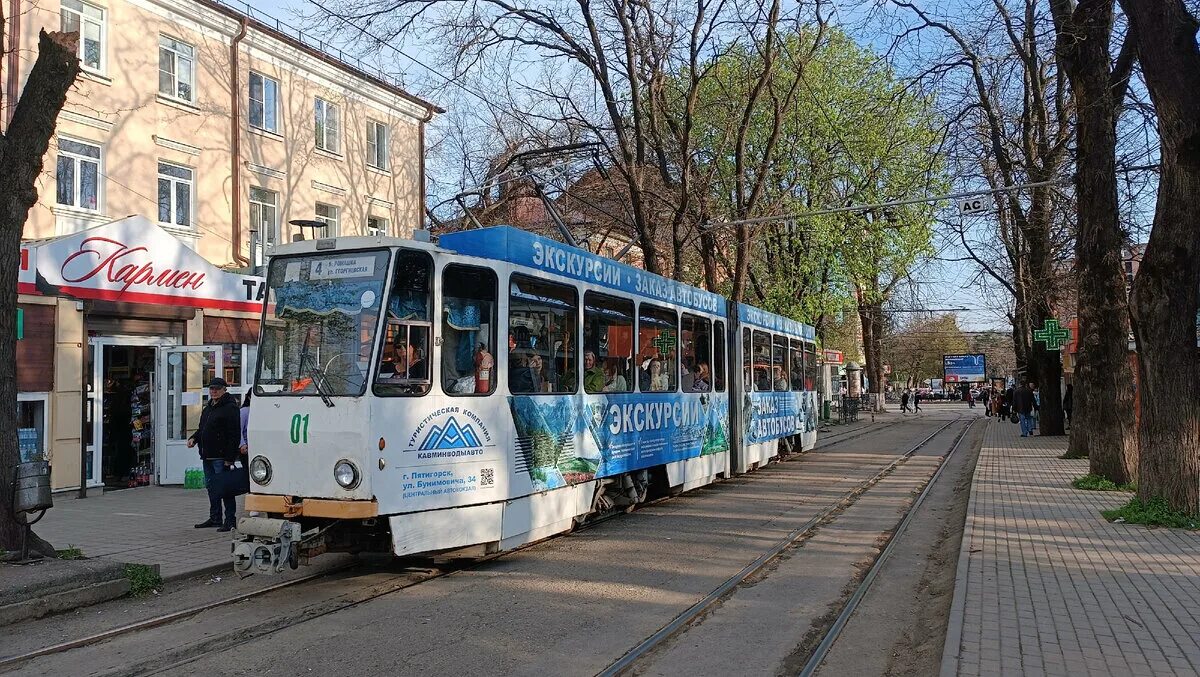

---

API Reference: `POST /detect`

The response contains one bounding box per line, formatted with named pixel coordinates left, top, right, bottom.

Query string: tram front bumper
left=231, top=517, right=303, bottom=575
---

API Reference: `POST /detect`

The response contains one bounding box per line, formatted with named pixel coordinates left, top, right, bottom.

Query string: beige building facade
left=6, top=0, right=440, bottom=492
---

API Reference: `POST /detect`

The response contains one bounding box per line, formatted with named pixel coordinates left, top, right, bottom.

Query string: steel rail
left=0, top=563, right=358, bottom=670
left=796, top=416, right=980, bottom=677
left=596, top=415, right=968, bottom=677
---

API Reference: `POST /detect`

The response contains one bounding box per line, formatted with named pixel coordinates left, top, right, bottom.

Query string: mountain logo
left=418, top=416, right=484, bottom=450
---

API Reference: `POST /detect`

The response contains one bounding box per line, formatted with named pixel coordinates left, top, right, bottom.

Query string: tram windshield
left=255, top=250, right=390, bottom=397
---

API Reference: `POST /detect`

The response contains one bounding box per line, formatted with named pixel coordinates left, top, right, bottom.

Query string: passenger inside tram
left=692, top=362, right=712, bottom=392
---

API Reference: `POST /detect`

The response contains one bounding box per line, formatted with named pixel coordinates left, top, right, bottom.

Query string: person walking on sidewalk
left=900, top=389, right=910, bottom=413
left=1013, top=381, right=1038, bottom=437
left=189, top=377, right=241, bottom=530
left=913, top=390, right=923, bottom=413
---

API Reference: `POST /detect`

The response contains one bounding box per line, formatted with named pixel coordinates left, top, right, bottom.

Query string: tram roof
left=439, top=226, right=728, bottom=317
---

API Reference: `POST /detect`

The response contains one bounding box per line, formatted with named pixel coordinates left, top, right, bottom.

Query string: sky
left=251, top=0, right=1017, bottom=332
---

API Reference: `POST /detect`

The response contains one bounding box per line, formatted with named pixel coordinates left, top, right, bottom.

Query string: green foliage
left=56, top=546, right=85, bottom=560
left=1072, top=474, right=1135, bottom=492
left=1102, top=498, right=1199, bottom=529
left=124, top=563, right=163, bottom=596
left=670, top=28, right=944, bottom=323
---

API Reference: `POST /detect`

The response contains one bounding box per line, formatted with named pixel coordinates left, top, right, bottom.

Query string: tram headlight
left=250, top=456, right=272, bottom=485
left=334, top=460, right=360, bottom=489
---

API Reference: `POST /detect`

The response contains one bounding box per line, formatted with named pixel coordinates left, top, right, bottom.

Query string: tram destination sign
left=943, top=353, right=986, bottom=383
left=439, top=227, right=726, bottom=316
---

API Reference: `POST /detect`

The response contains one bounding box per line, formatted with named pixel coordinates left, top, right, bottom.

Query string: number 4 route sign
left=959, top=195, right=994, bottom=215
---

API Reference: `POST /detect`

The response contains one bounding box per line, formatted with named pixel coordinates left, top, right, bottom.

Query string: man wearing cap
left=188, top=378, right=242, bottom=531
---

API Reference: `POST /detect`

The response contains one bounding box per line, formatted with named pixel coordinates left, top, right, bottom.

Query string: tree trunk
left=1052, top=0, right=1138, bottom=481
left=0, top=30, right=81, bottom=555
left=857, top=297, right=885, bottom=409
left=1119, top=0, right=1200, bottom=512
left=699, top=226, right=718, bottom=293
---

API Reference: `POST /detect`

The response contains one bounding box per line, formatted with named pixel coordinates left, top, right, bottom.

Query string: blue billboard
left=943, top=354, right=986, bottom=383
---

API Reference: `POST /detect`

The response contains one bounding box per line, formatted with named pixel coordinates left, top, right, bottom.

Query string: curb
left=938, top=418, right=988, bottom=677
left=161, top=560, right=232, bottom=585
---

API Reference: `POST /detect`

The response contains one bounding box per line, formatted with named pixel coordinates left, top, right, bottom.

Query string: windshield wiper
left=307, top=363, right=335, bottom=408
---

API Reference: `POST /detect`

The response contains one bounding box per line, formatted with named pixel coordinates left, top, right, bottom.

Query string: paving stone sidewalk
left=941, top=418, right=1200, bottom=677
left=36, top=487, right=243, bottom=581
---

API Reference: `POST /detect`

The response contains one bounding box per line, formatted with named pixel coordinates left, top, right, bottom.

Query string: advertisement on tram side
left=508, top=392, right=730, bottom=492
left=743, top=390, right=819, bottom=445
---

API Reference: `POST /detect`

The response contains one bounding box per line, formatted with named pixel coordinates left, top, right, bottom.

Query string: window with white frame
left=366, top=215, right=388, bottom=237
left=250, top=187, right=279, bottom=248
left=56, top=138, right=101, bottom=211
left=367, top=120, right=389, bottom=170
left=314, top=97, right=341, bottom=154
left=60, top=0, right=105, bottom=73
left=158, top=35, right=195, bottom=102
left=17, top=393, right=50, bottom=463
left=315, top=203, right=339, bottom=237
left=157, top=162, right=193, bottom=229
left=249, top=72, right=279, bottom=133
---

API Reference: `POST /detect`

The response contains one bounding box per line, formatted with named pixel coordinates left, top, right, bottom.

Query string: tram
left=233, top=226, right=820, bottom=573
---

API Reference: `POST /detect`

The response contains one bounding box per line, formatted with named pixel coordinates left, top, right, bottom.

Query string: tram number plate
left=290, top=414, right=310, bottom=444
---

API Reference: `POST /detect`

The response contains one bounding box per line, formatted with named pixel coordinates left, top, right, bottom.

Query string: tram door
left=158, top=346, right=223, bottom=485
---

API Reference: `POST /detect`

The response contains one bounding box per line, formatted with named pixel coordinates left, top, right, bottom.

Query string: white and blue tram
left=234, top=226, right=820, bottom=573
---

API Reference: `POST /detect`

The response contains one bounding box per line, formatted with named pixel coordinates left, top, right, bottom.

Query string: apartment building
left=8, top=0, right=441, bottom=492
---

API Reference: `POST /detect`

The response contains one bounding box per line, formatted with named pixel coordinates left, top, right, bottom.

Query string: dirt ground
left=813, top=418, right=986, bottom=677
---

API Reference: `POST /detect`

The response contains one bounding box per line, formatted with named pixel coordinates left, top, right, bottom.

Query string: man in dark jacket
left=1012, top=381, right=1039, bottom=437
left=189, top=378, right=242, bottom=530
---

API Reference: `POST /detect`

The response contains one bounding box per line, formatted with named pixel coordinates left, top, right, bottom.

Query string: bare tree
left=894, top=0, right=1070, bottom=435
left=1048, top=0, right=1138, bottom=482
left=1117, top=0, right=1200, bottom=512
left=1, top=30, right=80, bottom=556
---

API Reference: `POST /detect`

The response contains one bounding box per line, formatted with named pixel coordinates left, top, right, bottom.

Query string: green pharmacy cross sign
left=652, top=330, right=677, bottom=354
left=1033, top=319, right=1070, bottom=351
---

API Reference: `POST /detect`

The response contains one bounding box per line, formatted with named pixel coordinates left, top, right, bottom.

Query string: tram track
left=0, top=415, right=938, bottom=676
left=595, top=414, right=975, bottom=677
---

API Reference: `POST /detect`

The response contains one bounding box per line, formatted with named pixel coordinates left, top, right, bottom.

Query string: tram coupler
left=232, top=517, right=303, bottom=575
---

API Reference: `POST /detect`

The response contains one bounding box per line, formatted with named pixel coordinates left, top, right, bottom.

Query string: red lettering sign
left=59, top=237, right=206, bottom=295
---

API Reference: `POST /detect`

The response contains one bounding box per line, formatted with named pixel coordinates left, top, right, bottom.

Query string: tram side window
left=772, top=335, right=789, bottom=391
left=638, top=304, right=678, bottom=392
left=442, top=264, right=498, bottom=396
left=804, top=341, right=818, bottom=391
left=509, top=275, right=578, bottom=394
left=743, top=328, right=753, bottom=390
left=752, top=330, right=772, bottom=391
left=713, top=320, right=726, bottom=392
left=680, top=313, right=712, bottom=392
left=583, top=292, right=634, bottom=393
left=790, top=339, right=804, bottom=391
left=375, top=250, right=432, bottom=396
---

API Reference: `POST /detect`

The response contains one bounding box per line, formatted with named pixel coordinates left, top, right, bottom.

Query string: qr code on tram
left=480, top=467, right=495, bottom=487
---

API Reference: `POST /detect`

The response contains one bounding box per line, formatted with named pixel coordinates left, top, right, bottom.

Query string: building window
left=157, top=162, right=193, bottom=229
left=18, top=394, right=49, bottom=463
left=366, top=215, right=389, bottom=237
left=314, top=203, right=339, bottom=238
left=56, top=138, right=101, bottom=211
left=61, top=0, right=105, bottom=73
left=367, top=120, right=389, bottom=170
left=249, top=72, right=279, bottom=133
left=314, top=98, right=341, bottom=154
left=158, top=36, right=195, bottom=102
left=249, top=187, right=279, bottom=248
